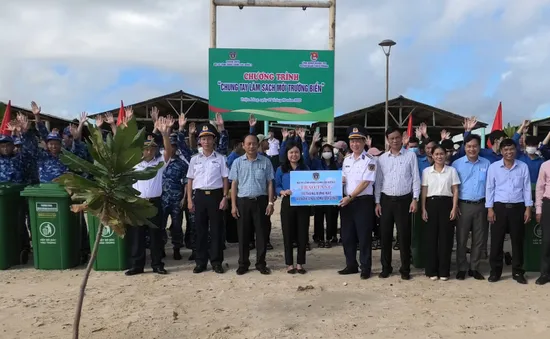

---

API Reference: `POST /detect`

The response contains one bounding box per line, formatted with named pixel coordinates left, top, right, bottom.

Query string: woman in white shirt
left=421, top=144, right=460, bottom=281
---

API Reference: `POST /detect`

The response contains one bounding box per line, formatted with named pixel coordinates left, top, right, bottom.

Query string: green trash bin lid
left=0, top=183, right=26, bottom=195
left=21, top=183, right=69, bottom=198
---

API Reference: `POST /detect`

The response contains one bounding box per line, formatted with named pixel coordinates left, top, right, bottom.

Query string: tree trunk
left=73, top=215, right=105, bottom=339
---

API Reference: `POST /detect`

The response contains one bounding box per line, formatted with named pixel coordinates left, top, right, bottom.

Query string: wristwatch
left=347, top=195, right=354, bottom=200
left=268, top=202, right=274, bottom=206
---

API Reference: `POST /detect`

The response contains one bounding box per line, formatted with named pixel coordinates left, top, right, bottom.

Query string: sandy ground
left=1, top=203, right=550, bottom=339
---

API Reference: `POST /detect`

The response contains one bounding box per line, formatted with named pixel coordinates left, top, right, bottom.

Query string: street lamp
left=379, top=39, right=396, bottom=133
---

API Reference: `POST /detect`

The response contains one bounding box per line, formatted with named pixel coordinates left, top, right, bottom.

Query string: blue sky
left=1, top=1, right=550, bottom=129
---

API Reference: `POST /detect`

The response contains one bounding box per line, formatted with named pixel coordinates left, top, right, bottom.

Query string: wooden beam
left=214, top=0, right=333, bottom=8
left=165, top=99, right=180, bottom=115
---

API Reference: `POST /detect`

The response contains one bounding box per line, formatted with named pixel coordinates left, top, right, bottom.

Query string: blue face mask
left=409, top=147, right=419, bottom=155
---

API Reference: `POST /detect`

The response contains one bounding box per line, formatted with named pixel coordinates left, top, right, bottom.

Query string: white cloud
left=0, top=0, right=548, bottom=127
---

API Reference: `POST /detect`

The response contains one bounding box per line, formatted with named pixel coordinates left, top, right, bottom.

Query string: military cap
left=0, top=134, right=14, bottom=143
left=46, top=132, right=62, bottom=142
left=13, top=137, right=22, bottom=146
left=144, top=133, right=159, bottom=147
left=62, top=126, right=72, bottom=137
left=197, top=123, right=219, bottom=139
left=347, top=124, right=366, bottom=139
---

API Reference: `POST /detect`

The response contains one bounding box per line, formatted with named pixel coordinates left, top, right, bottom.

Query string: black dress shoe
left=188, top=251, right=196, bottom=261
left=378, top=270, right=392, bottom=278
left=535, top=275, right=550, bottom=285
left=360, top=270, right=371, bottom=280
left=236, top=267, right=249, bottom=275
left=125, top=268, right=144, bottom=276
left=193, top=265, right=207, bottom=274
left=257, top=266, right=271, bottom=275
left=401, top=272, right=411, bottom=280
left=393, top=241, right=400, bottom=251
left=287, top=268, right=296, bottom=274
left=468, top=269, right=474, bottom=277
left=325, top=241, right=332, bottom=249
left=297, top=268, right=307, bottom=274
left=488, top=275, right=500, bottom=283
left=173, top=249, right=182, bottom=260
left=456, top=271, right=466, bottom=280
left=306, top=243, right=311, bottom=251
left=213, top=265, right=225, bottom=274
left=318, top=241, right=325, bottom=248
left=153, top=267, right=168, bottom=275
left=513, top=274, right=527, bottom=284
left=472, top=271, right=485, bottom=280
left=338, top=267, right=359, bottom=275
left=266, top=242, right=274, bottom=250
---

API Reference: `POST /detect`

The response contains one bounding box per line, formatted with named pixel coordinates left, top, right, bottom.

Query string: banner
left=289, top=170, right=342, bottom=206
left=209, top=48, right=334, bottom=122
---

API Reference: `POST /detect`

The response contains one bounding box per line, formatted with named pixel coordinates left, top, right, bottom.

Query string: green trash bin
left=21, top=183, right=81, bottom=270
left=87, top=214, right=129, bottom=271
left=411, top=207, right=425, bottom=269
left=524, top=185, right=541, bottom=272
left=0, top=183, right=27, bottom=270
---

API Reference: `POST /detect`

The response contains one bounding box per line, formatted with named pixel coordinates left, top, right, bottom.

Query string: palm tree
left=54, top=116, right=162, bottom=339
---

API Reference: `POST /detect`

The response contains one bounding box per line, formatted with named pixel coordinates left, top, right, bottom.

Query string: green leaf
left=59, top=149, right=105, bottom=178
left=122, top=163, right=164, bottom=181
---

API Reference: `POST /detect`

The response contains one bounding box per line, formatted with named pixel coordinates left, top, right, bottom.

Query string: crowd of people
left=1, top=102, right=549, bottom=286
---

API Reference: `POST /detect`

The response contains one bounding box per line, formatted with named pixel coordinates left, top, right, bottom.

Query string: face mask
left=409, top=147, right=418, bottom=155
left=526, top=146, right=537, bottom=155
left=322, top=152, right=333, bottom=160
left=197, top=147, right=203, bottom=154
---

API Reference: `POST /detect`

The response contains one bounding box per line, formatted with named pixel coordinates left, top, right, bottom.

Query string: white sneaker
left=440, top=277, right=449, bottom=281
left=429, top=276, right=438, bottom=281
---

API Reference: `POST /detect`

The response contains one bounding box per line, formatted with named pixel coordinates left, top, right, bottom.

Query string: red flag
left=0, top=100, right=12, bottom=136
left=116, top=100, right=125, bottom=126
left=487, top=102, right=503, bottom=148
left=407, top=114, right=413, bottom=137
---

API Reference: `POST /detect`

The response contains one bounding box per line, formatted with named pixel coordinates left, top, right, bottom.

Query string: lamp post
left=379, top=39, right=396, bottom=133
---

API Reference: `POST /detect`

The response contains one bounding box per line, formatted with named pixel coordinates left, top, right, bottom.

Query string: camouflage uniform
left=161, top=131, right=193, bottom=251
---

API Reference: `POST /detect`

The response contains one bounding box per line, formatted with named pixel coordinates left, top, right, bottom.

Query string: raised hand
left=125, top=106, right=134, bottom=121
left=30, top=101, right=41, bottom=115
left=440, top=129, right=450, bottom=140
left=520, top=120, right=530, bottom=134
left=79, top=112, right=88, bottom=124
left=18, top=114, right=29, bottom=133
left=312, top=131, right=321, bottom=144
left=366, top=135, right=372, bottom=148
left=402, top=131, right=410, bottom=146
left=282, top=128, right=289, bottom=140
left=415, top=127, right=422, bottom=140
left=249, top=114, right=257, bottom=127
left=157, top=117, right=171, bottom=136
left=165, top=115, right=175, bottom=129
left=151, top=107, right=159, bottom=122
left=189, top=122, right=196, bottom=135
left=215, top=112, right=225, bottom=130
left=463, top=116, right=477, bottom=131
left=95, top=115, right=105, bottom=127
left=419, top=122, right=428, bottom=137
left=105, top=112, right=115, bottom=125
left=178, top=113, right=187, bottom=130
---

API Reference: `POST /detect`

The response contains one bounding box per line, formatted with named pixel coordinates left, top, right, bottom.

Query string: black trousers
left=237, top=196, right=269, bottom=269
left=280, top=196, right=309, bottom=265
left=269, top=155, right=280, bottom=172
left=194, top=189, right=225, bottom=266
left=424, top=196, right=454, bottom=277
left=314, top=205, right=338, bottom=241
left=162, top=203, right=184, bottom=250
left=541, top=199, right=550, bottom=276
left=184, top=191, right=197, bottom=251
left=128, top=197, right=164, bottom=270
left=380, top=193, right=412, bottom=274
left=341, top=196, right=374, bottom=271
left=490, top=202, right=525, bottom=276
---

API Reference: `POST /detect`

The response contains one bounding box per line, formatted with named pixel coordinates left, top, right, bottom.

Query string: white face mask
left=526, top=146, right=537, bottom=155
left=322, top=152, right=333, bottom=160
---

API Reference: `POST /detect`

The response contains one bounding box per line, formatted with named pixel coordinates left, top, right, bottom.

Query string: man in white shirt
left=125, top=119, right=173, bottom=276
left=266, top=130, right=280, bottom=170
left=375, top=127, right=421, bottom=280
left=187, top=123, right=230, bottom=274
